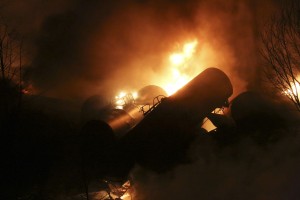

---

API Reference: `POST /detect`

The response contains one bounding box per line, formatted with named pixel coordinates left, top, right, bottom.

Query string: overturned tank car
left=81, top=67, right=233, bottom=178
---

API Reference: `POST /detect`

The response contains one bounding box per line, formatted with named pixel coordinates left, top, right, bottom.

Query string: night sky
left=1, top=0, right=278, bottom=99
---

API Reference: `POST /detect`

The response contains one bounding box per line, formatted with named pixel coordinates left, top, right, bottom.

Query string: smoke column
left=1, top=0, right=276, bottom=100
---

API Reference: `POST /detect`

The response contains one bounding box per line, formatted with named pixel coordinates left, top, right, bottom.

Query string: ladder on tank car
left=139, top=95, right=166, bottom=116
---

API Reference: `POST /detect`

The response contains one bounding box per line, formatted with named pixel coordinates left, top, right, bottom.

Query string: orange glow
left=115, top=39, right=201, bottom=101
left=120, top=180, right=132, bottom=200
left=201, top=108, right=225, bottom=132
left=163, top=39, right=199, bottom=95
left=22, top=89, right=30, bottom=94
left=283, top=77, right=300, bottom=101
left=121, top=193, right=131, bottom=200
left=132, top=91, right=138, bottom=99
left=170, top=53, right=184, bottom=65
left=164, top=74, right=189, bottom=96
left=115, top=91, right=138, bottom=109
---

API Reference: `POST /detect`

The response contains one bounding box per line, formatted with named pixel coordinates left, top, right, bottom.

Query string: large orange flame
left=114, top=39, right=200, bottom=108
left=163, top=39, right=198, bottom=95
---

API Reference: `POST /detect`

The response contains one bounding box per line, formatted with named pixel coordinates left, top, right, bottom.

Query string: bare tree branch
left=260, top=0, right=300, bottom=111
left=0, top=18, right=23, bottom=82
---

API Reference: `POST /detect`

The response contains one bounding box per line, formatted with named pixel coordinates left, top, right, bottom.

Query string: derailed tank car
left=120, top=67, right=233, bottom=172
left=80, top=67, right=233, bottom=178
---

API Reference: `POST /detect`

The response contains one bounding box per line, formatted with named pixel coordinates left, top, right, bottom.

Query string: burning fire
left=114, top=39, right=199, bottom=108
left=115, top=91, right=137, bottom=109
left=164, top=39, right=198, bottom=95
left=114, top=39, right=199, bottom=109
left=283, top=77, right=300, bottom=101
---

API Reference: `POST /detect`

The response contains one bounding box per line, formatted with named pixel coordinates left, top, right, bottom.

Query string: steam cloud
left=2, top=0, right=276, bottom=99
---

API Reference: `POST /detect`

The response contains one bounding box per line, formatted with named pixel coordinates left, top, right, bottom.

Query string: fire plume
left=114, top=39, right=200, bottom=105
left=164, top=39, right=198, bottom=95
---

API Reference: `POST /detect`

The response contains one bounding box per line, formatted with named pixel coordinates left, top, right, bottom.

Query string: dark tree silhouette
left=0, top=19, right=22, bottom=81
left=261, top=0, right=300, bottom=111
left=0, top=16, right=24, bottom=114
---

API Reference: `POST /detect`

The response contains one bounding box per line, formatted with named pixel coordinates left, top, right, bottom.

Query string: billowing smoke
left=127, top=88, right=300, bottom=200
left=130, top=133, right=300, bottom=200
left=2, top=0, right=277, bottom=99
